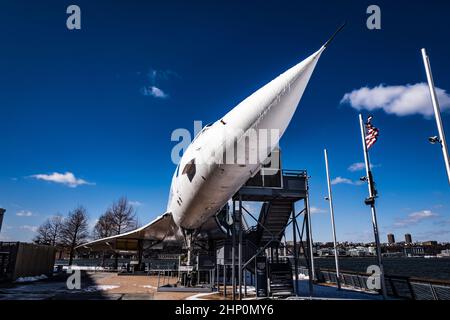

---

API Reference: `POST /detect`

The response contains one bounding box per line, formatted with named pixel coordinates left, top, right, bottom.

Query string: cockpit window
left=182, top=158, right=196, bottom=182
left=192, top=123, right=213, bottom=142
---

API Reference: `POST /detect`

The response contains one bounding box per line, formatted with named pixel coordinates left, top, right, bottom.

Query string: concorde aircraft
left=78, top=25, right=344, bottom=252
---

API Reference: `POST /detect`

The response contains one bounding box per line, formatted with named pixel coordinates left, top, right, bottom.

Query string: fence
left=298, top=266, right=450, bottom=300
left=0, top=242, right=55, bottom=281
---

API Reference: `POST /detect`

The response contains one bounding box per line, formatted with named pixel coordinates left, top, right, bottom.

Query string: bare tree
left=107, top=197, right=137, bottom=235
left=33, top=214, right=64, bottom=246
left=99, top=197, right=137, bottom=270
left=93, top=211, right=115, bottom=239
left=61, top=206, right=89, bottom=265
left=33, top=220, right=53, bottom=245
left=49, top=214, right=64, bottom=246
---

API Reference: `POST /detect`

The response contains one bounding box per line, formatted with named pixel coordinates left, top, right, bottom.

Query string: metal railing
left=297, top=266, right=450, bottom=300
left=282, top=169, right=307, bottom=177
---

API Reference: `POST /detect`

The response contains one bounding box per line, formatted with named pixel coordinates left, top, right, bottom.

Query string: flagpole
left=324, top=149, right=341, bottom=289
left=421, top=48, right=450, bottom=185
left=358, top=114, right=387, bottom=299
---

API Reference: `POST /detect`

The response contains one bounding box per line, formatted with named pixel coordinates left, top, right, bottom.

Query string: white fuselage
left=167, top=47, right=324, bottom=231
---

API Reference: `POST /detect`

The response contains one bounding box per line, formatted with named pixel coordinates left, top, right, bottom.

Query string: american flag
left=365, top=116, right=379, bottom=149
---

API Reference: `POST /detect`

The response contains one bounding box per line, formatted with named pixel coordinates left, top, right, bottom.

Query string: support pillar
left=223, top=264, right=227, bottom=298
left=304, top=199, right=314, bottom=296
left=137, top=240, right=143, bottom=272
left=292, top=203, right=299, bottom=296
left=231, top=200, right=236, bottom=300
left=238, top=195, right=243, bottom=300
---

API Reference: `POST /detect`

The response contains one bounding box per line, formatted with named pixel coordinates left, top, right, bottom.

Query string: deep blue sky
left=1, top=0, right=449, bottom=243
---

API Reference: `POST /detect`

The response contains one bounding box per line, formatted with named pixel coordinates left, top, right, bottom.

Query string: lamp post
left=324, top=149, right=341, bottom=289
left=421, top=48, right=450, bottom=185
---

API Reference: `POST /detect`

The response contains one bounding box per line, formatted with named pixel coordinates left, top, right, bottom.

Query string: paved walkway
left=0, top=272, right=384, bottom=300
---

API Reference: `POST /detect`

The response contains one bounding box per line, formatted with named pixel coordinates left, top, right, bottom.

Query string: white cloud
left=310, top=206, right=327, bottom=214
left=348, top=162, right=365, bottom=172
left=16, top=210, right=33, bottom=217
left=20, top=225, right=38, bottom=233
left=141, top=86, right=168, bottom=99
left=331, top=176, right=363, bottom=186
left=394, top=210, right=438, bottom=228
left=129, top=201, right=143, bottom=207
left=140, top=68, right=179, bottom=99
left=347, top=162, right=379, bottom=172
left=341, top=83, right=450, bottom=117
left=30, top=172, right=94, bottom=188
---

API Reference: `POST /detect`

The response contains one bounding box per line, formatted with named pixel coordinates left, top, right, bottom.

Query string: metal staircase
left=220, top=167, right=309, bottom=299
left=269, top=260, right=295, bottom=297
left=257, top=200, right=293, bottom=246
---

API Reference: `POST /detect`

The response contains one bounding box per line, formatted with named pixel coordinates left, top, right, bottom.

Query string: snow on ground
left=186, top=292, right=221, bottom=300
left=188, top=286, right=256, bottom=300
left=141, top=285, right=157, bottom=289
left=14, top=275, right=48, bottom=283
left=62, top=266, right=106, bottom=271
left=82, top=285, right=120, bottom=292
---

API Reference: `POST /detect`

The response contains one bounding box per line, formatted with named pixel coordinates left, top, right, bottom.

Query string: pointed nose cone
left=222, top=46, right=325, bottom=142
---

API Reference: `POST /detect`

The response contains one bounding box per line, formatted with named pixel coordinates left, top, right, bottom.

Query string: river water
left=298, top=257, right=450, bottom=281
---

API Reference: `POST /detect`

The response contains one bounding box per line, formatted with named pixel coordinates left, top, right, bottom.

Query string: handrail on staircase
left=240, top=204, right=306, bottom=270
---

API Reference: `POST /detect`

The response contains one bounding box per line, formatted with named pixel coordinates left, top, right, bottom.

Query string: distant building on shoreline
left=0, top=208, right=5, bottom=233
left=405, top=233, right=412, bottom=244
left=387, top=233, right=396, bottom=245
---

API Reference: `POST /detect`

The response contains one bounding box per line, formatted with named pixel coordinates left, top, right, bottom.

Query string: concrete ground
left=0, top=272, right=203, bottom=300
left=0, top=272, right=383, bottom=300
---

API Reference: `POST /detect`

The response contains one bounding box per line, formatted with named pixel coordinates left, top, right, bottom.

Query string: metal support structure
left=244, top=269, right=247, bottom=297
left=303, top=204, right=314, bottom=296
left=324, top=149, right=341, bottom=289
left=186, top=235, right=192, bottom=267
left=216, top=259, right=220, bottom=291
left=421, top=48, right=450, bottom=185
left=114, top=252, right=119, bottom=271
left=291, top=203, right=299, bottom=296
left=137, top=240, right=144, bottom=271
left=304, top=186, right=315, bottom=282
left=238, top=196, right=243, bottom=300
left=236, top=191, right=313, bottom=298
left=291, top=209, right=315, bottom=296
left=219, top=170, right=313, bottom=299
left=359, top=113, right=387, bottom=299
left=231, top=200, right=236, bottom=300
left=223, top=264, right=227, bottom=298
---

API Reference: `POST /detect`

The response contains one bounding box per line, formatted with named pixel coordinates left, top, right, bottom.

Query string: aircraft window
left=182, top=159, right=196, bottom=182
left=192, top=123, right=212, bottom=142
